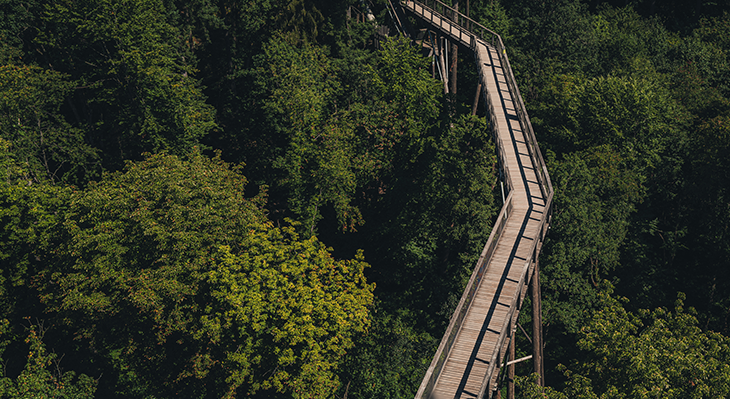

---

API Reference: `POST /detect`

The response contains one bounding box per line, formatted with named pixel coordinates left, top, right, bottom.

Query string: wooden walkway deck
left=400, top=1, right=554, bottom=398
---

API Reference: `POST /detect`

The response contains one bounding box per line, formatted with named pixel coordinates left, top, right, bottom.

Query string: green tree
left=0, top=320, right=97, bottom=399
left=561, top=291, right=730, bottom=398
left=0, top=138, right=72, bottom=329
left=39, top=152, right=373, bottom=398
left=0, top=65, right=99, bottom=183
left=542, top=146, right=643, bottom=331
left=356, top=114, right=497, bottom=334
left=208, top=233, right=373, bottom=398
left=335, top=306, right=436, bottom=398
left=36, top=0, right=216, bottom=170
left=516, top=291, right=730, bottom=399
left=257, top=34, right=365, bottom=233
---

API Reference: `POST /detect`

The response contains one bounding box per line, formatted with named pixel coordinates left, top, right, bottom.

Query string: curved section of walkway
left=400, top=1, right=554, bottom=398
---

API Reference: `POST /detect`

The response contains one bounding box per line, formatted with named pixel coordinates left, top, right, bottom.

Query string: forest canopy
left=1, top=0, right=730, bottom=397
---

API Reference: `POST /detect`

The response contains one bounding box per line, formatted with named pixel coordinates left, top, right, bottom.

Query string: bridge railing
left=403, top=0, right=554, bottom=397
left=401, top=0, right=553, bottom=202
left=414, top=189, right=514, bottom=398
left=477, top=191, right=552, bottom=398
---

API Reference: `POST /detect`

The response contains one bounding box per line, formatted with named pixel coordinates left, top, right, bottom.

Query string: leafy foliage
left=0, top=321, right=97, bottom=399
left=35, top=152, right=373, bottom=398
left=0, top=65, right=98, bottom=183
left=36, top=0, right=217, bottom=169
left=2, top=0, right=730, bottom=397
left=209, top=237, right=372, bottom=398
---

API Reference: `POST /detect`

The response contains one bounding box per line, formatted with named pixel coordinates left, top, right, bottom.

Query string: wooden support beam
left=508, top=332, right=515, bottom=399
left=450, top=1, right=458, bottom=95
left=531, top=259, right=544, bottom=386
left=471, top=82, right=482, bottom=115
left=439, top=37, right=449, bottom=94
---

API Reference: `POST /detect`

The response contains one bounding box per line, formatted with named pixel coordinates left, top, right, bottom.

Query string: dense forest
left=1, top=0, right=730, bottom=397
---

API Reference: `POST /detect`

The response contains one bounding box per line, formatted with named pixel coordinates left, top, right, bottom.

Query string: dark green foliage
left=0, top=138, right=72, bottom=326
left=3, top=0, right=730, bottom=397
left=0, top=65, right=99, bottom=183
left=336, top=306, right=436, bottom=398
left=0, top=321, right=97, bottom=399
left=491, top=0, right=730, bottom=392
left=363, top=114, right=497, bottom=327
left=36, top=0, right=215, bottom=169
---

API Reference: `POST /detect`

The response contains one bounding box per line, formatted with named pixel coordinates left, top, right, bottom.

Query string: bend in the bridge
left=396, top=1, right=554, bottom=398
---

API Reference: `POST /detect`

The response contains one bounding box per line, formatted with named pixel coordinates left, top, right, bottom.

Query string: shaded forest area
left=1, top=0, right=730, bottom=397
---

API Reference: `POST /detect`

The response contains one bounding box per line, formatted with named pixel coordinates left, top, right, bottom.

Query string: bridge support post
left=531, top=260, right=544, bottom=386
left=438, top=36, right=449, bottom=93
left=450, top=2, right=458, bottom=95
left=508, top=332, right=515, bottom=399
left=471, top=82, right=482, bottom=115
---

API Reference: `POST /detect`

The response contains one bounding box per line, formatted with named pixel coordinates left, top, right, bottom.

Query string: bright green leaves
left=47, top=152, right=268, bottom=396
left=37, top=152, right=372, bottom=397
left=209, top=229, right=373, bottom=398
left=263, top=35, right=335, bottom=134
left=56, top=151, right=266, bottom=329
left=559, top=292, right=730, bottom=399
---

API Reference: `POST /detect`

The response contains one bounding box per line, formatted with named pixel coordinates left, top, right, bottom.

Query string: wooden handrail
left=414, top=190, right=514, bottom=397
left=402, top=0, right=554, bottom=397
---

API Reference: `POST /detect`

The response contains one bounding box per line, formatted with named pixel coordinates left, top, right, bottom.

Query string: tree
left=562, top=291, right=730, bottom=398
left=516, top=290, right=730, bottom=399
left=0, top=65, right=99, bottom=183
left=0, top=138, right=72, bottom=327
left=208, top=233, right=373, bottom=398
left=257, top=34, right=365, bottom=234
left=35, top=0, right=216, bottom=170
left=355, top=114, right=498, bottom=335
left=541, top=146, right=643, bottom=332
left=0, top=320, right=97, bottom=399
left=335, top=305, right=436, bottom=398
left=39, top=152, right=373, bottom=398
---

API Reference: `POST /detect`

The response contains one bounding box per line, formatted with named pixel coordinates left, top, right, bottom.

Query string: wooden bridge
left=392, top=1, right=555, bottom=397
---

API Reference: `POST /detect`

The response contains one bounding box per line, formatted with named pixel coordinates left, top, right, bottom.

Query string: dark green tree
left=34, top=0, right=216, bottom=170
left=0, top=320, right=97, bottom=399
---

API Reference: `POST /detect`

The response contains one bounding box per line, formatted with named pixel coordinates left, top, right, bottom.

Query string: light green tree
left=41, top=152, right=373, bottom=398
left=517, top=290, right=730, bottom=398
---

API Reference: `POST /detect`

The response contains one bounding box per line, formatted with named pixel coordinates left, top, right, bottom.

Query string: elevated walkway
left=399, top=1, right=554, bottom=398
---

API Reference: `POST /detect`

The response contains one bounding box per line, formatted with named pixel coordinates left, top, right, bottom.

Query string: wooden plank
left=403, top=4, right=552, bottom=399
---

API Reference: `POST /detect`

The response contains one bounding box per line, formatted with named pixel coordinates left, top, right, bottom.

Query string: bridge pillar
left=508, top=332, right=515, bottom=399
left=531, top=260, right=544, bottom=386
left=449, top=2, right=458, bottom=95
left=471, top=82, right=482, bottom=115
